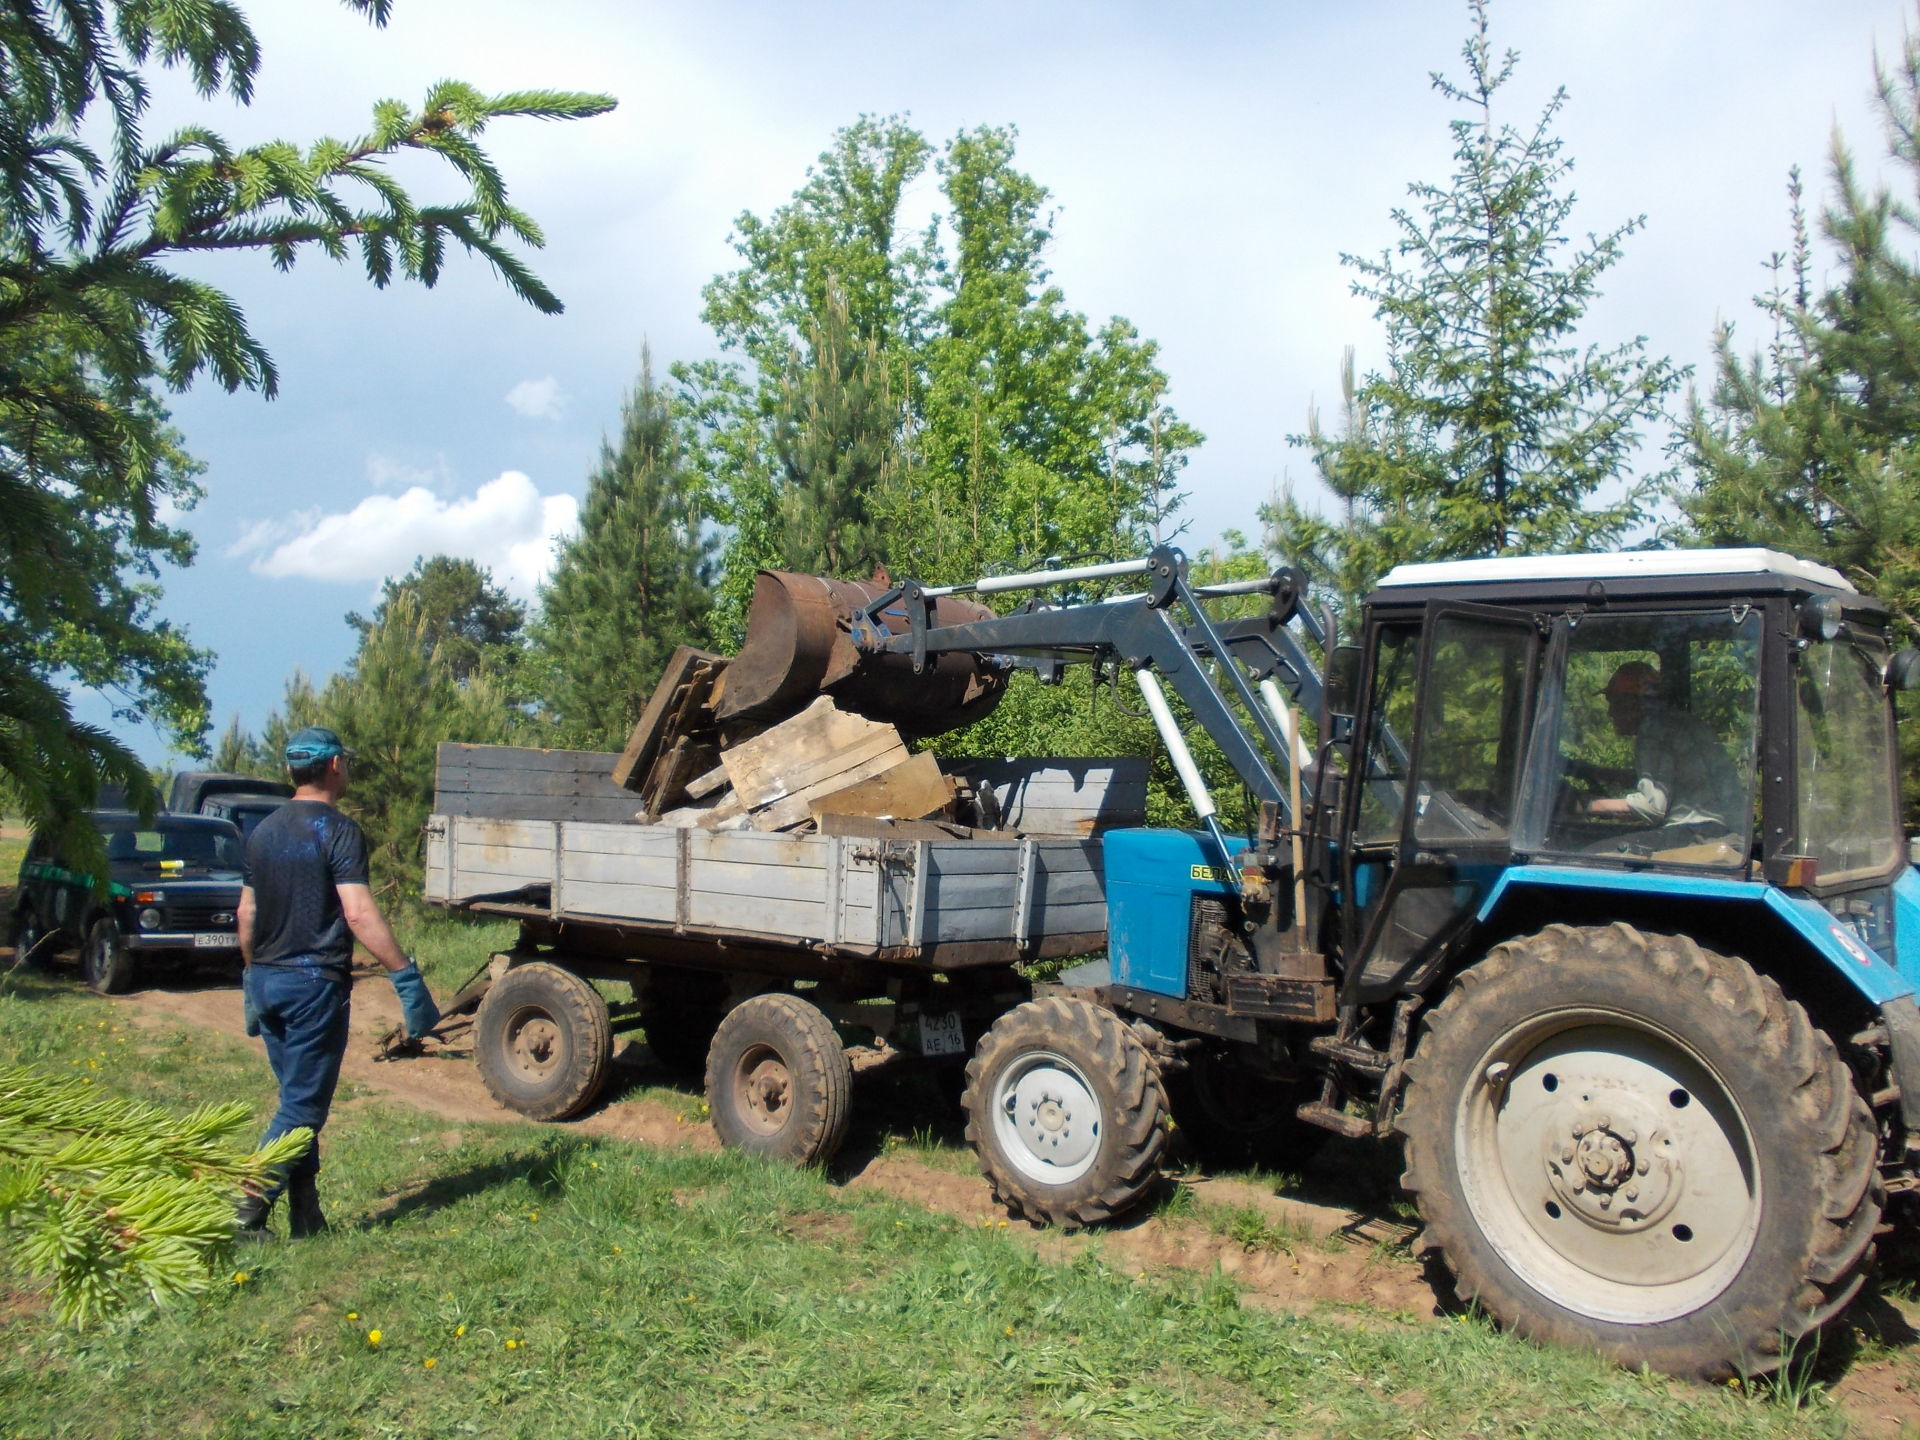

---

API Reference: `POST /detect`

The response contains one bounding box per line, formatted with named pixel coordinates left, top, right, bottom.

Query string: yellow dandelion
left=505, top=1339, right=519, bottom=1350
left=423, top=1358, right=437, bottom=1370
left=367, top=1329, right=383, bottom=1347
left=611, top=1245, right=623, bottom=1254
left=454, top=1324, right=466, bottom=1338
left=346, top=1312, right=359, bottom=1322
left=232, top=1272, right=250, bottom=1285
left=1004, top=1326, right=1015, bottom=1338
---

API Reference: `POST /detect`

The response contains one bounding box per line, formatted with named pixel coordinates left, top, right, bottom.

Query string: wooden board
left=809, top=751, right=952, bottom=824
left=719, top=698, right=903, bottom=809
left=612, top=646, right=725, bottom=793
left=435, top=745, right=637, bottom=824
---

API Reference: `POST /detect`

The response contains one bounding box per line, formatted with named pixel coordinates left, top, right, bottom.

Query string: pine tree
left=1679, top=29, right=1920, bottom=811
left=348, top=556, right=526, bottom=684
left=0, top=1067, right=310, bottom=1326
left=0, top=0, right=612, bottom=869
left=532, top=351, right=716, bottom=747
left=1265, top=0, right=1679, bottom=625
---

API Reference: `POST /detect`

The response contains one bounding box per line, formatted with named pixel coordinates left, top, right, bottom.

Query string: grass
left=0, top=919, right=1872, bottom=1440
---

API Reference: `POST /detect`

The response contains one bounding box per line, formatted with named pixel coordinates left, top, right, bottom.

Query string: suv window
left=101, top=819, right=245, bottom=874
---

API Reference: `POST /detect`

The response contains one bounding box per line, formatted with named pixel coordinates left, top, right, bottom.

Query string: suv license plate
left=918, top=1011, right=965, bottom=1057
left=193, top=933, right=238, bottom=948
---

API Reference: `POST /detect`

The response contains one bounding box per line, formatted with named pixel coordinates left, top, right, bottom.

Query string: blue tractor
left=855, top=544, right=1917, bottom=1378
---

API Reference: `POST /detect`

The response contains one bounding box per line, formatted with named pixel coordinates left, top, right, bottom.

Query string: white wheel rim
left=992, top=1049, right=1104, bottom=1185
left=1457, top=1010, right=1761, bottom=1325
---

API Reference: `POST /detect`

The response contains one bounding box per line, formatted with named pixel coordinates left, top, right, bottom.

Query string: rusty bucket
left=717, top=571, right=1007, bottom=738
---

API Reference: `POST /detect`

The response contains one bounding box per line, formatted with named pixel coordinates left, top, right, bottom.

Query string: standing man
left=235, top=726, right=439, bottom=1237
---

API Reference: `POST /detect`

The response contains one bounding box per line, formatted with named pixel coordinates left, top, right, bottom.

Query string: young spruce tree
left=533, top=351, right=716, bottom=747
left=1265, top=0, right=1679, bottom=625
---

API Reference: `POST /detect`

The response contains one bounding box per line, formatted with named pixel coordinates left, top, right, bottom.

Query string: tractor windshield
left=1524, top=610, right=1762, bottom=869
left=1794, top=634, right=1901, bottom=883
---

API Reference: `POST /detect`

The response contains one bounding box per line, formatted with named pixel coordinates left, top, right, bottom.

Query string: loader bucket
left=719, top=570, right=1007, bottom=738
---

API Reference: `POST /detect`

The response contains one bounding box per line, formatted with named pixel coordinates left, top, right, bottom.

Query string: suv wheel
left=83, top=917, right=137, bottom=994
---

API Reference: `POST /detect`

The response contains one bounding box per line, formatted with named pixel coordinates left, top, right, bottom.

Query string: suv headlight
left=138, top=908, right=162, bottom=931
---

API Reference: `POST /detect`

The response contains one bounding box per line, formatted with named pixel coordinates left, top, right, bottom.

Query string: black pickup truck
left=11, top=811, right=247, bottom=992
left=169, top=771, right=293, bottom=839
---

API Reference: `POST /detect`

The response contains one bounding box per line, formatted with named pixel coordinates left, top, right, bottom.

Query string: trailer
left=417, top=742, right=1145, bottom=1163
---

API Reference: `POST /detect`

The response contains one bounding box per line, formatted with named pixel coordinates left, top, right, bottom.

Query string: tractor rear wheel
left=964, top=996, right=1169, bottom=1227
left=474, top=962, right=613, bottom=1121
left=1399, top=923, right=1880, bottom=1379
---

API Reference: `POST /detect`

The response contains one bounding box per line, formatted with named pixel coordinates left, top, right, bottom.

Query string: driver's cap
left=285, top=725, right=355, bottom=766
left=1603, top=660, right=1660, bottom=697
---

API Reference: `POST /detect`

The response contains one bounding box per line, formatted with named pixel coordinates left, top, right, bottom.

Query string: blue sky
left=84, top=0, right=1915, bottom=760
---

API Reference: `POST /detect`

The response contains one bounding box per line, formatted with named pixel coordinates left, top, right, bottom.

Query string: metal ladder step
left=1295, top=1100, right=1373, bottom=1139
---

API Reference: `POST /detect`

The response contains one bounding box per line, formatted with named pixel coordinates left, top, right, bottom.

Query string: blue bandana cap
left=285, top=725, right=355, bottom=766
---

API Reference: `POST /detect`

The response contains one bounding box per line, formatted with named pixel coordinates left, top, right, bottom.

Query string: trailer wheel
left=964, top=996, right=1169, bottom=1227
left=474, top=962, right=613, bottom=1121
left=1399, top=923, right=1881, bottom=1379
left=706, top=993, right=851, bottom=1166
left=1166, top=1047, right=1322, bottom=1172
left=83, top=917, right=136, bottom=994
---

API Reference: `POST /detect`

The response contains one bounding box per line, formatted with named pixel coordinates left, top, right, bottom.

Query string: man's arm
left=336, top=882, right=411, bottom=973
left=237, top=886, right=255, bottom=965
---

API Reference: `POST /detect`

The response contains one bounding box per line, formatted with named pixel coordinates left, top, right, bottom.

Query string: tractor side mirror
left=1888, top=648, right=1920, bottom=691
left=1324, top=645, right=1363, bottom=719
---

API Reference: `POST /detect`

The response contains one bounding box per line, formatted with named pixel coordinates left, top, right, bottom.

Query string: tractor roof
left=1369, top=547, right=1865, bottom=609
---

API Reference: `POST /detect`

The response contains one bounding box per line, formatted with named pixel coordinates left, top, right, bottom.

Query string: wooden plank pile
left=615, top=658, right=963, bottom=834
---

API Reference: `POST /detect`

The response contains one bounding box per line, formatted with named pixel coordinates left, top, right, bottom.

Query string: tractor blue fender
left=1476, top=865, right=1920, bottom=1129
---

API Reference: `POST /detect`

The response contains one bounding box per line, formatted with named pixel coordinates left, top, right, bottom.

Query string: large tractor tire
left=705, top=993, right=851, bottom=1167
left=474, top=962, right=614, bottom=1121
left=82, top=917, right=136, bottom=994
left=963, top=996, right=1170, bottom=1227
left=1398, top=923, right=1881, bottom=1379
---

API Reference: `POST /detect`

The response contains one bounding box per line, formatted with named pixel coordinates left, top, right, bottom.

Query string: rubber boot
left=286, top=1175, right=328, bottom=1239
left=234, top=1192, right=274, bottom=1241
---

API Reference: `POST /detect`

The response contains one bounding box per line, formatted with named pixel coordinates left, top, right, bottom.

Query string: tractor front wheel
left=964, top=996, right=1169, bottom=1227
left=1398, top=923, right=1880, bottom=1379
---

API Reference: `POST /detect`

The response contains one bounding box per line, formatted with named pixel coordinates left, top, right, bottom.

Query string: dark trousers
left=245, top=964, right=351, bottom=1196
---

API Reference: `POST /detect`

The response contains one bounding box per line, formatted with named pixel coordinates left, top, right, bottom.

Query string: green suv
left=11, top=811, right=247, bottom=992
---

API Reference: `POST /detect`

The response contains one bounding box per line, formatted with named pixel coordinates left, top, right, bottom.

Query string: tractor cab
left=1335, top=547, right=1912, bottom=995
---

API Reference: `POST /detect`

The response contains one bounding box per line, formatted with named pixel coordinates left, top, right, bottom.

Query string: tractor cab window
left=1795, top=634, right=1900, bottom=882
left=1354, top=624, right=1419, bottom=845
left=1528, top=610, right=1761, bottom=868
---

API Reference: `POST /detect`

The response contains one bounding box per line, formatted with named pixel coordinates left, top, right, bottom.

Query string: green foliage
left=0, top=0, right=612, bottom=879
left=0, top=1065, right=308, bottom=1327
left=1265, top=0, right=1679, bottom=626
left=1677, top=27, right=1920, bottom=813
left=349, top=556, right=526, bottom=685
left=210, top=713, right=277, bottom=779
left=684, top=114, right=1200, bottom=642
left=531, top=349, right=716, bottom=749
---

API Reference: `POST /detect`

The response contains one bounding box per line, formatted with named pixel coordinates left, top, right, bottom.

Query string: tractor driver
left=1584, top=661, right=1746, bottom=854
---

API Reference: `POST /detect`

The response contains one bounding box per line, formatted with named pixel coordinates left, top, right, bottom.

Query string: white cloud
left=237, top=472, right=580, bottom=601
left=504, top=376, right=566, bottom=421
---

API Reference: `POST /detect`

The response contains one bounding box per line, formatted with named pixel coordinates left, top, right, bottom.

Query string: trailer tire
left=1398, top=923, right=1881, bottom=1379
left=83, top=917, right=136, bottom=994
left=706, top=993, right=851, bottom=1166
left=964, top=996, right=1169, bottom=1227
left=474, top=962, right=613, bottom=1121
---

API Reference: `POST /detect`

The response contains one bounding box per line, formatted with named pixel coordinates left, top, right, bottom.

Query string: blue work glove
left=389, top=959, right=441, bottom=1039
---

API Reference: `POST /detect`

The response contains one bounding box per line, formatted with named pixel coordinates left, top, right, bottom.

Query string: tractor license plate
left=193, top=932, right=238, bottom=948
left=918, top=1011, right=965, bottom=1057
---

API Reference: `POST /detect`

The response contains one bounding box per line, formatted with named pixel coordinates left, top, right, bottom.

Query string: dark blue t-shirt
left=243, top=800, right=369, bottom=976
